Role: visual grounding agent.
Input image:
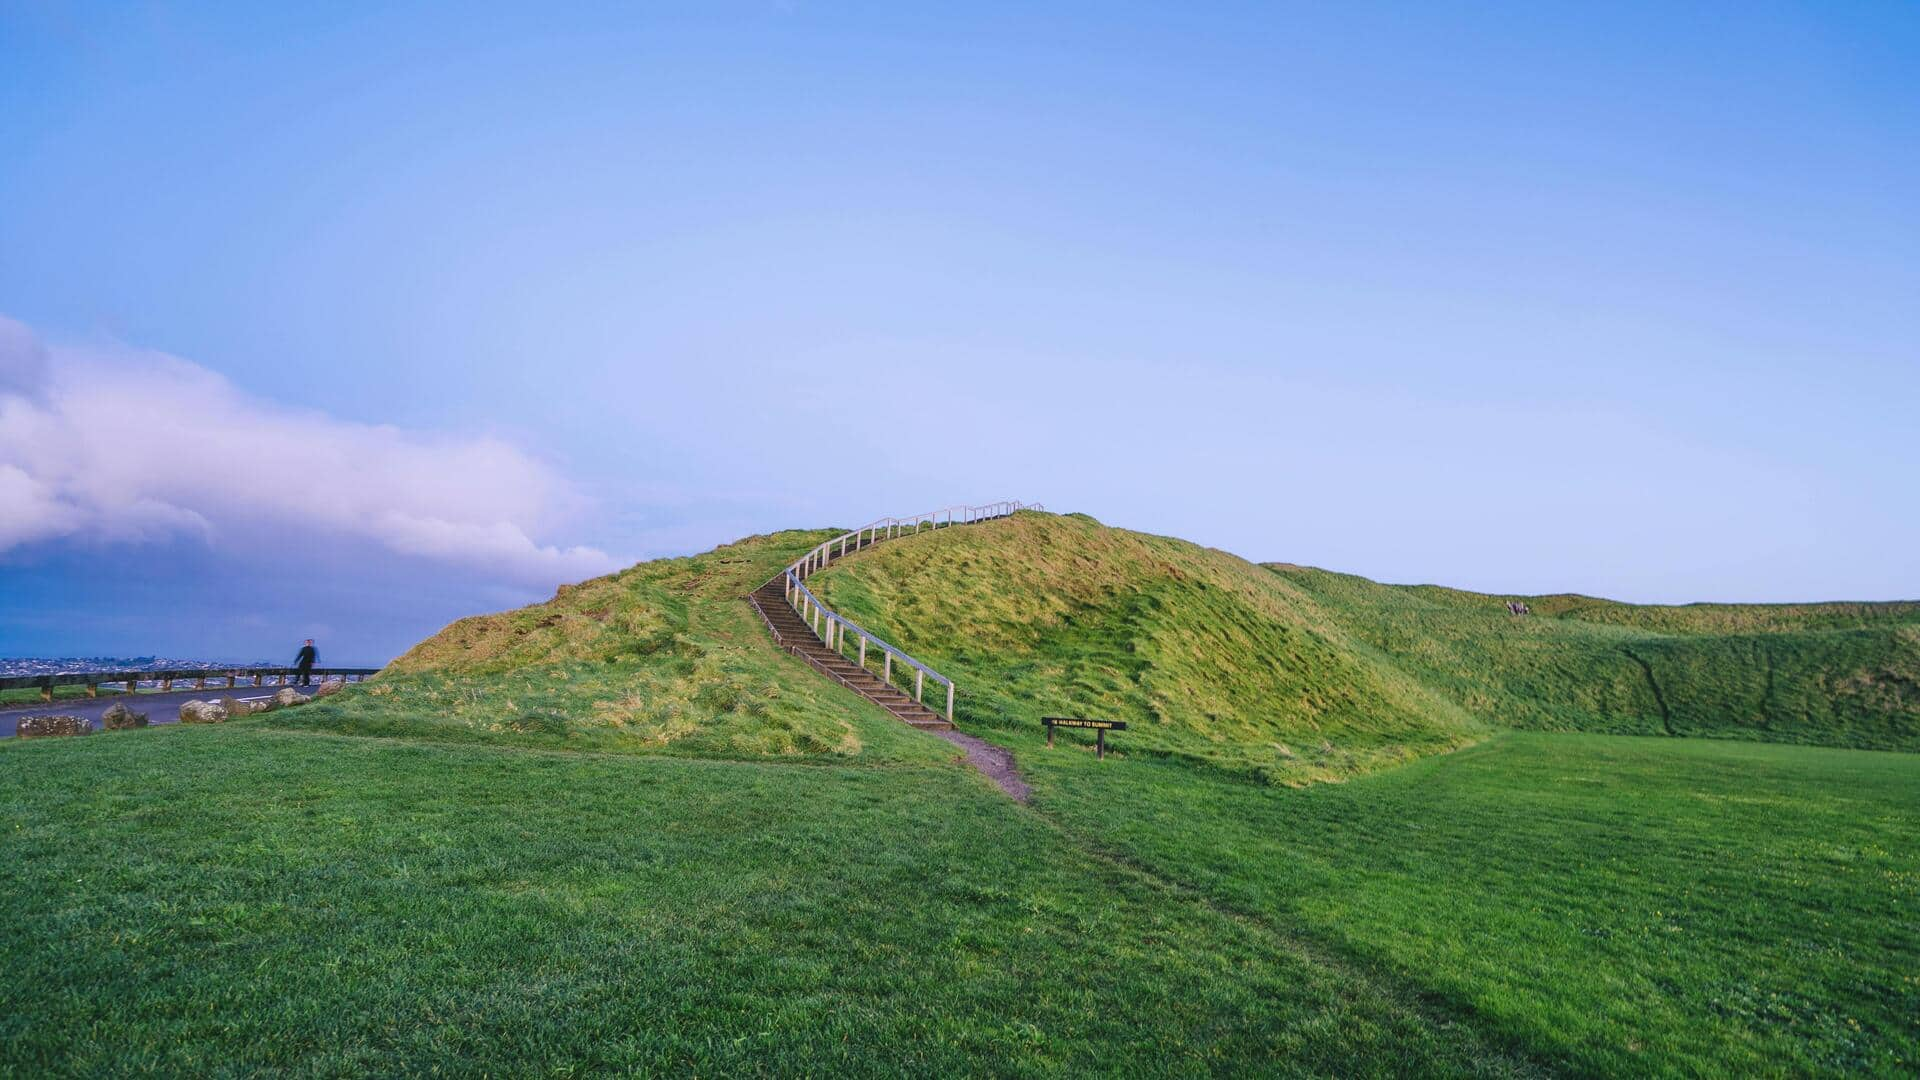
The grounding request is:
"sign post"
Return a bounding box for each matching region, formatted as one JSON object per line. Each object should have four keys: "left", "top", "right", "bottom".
{"left": 1041, "top": 716, "right": 1128, "bottom": 759}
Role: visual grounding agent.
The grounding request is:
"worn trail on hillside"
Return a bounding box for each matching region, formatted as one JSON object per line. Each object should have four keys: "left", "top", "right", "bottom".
{"left": 931, "top": 728, "right": 1030, "bottom": 801}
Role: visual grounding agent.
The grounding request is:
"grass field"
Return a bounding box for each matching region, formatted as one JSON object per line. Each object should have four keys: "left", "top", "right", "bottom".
{"left": 4, "top": 722, "right": 1911, "bottom": 1075}
{"left": 0, "top": 722, "right": 1528, "bottom": 1076}
{"left": 1021, "top": 731, "right": 1920, "bottom": 1076}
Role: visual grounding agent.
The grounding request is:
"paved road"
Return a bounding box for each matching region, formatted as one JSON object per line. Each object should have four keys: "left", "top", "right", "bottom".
{"left": 0, "top": 684, "right": 320, "bottom": 737}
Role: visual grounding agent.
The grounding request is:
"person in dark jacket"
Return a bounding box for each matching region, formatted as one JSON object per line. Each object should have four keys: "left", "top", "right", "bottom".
{"left": 294, "top": 639, "right": 317, "bottom": 686}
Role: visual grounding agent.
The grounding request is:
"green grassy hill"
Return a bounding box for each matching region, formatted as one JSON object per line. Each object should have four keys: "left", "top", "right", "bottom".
{"left": 296, "top": 527, "right": 951, "bottom": 765}
{"left": 808, "top": 512, "right": 1919, "bottom": 777}
{"left": 1270, "top": 564, "right": 1920, "bottom": 751}
{"left": 808, "top": 512, "right": 1489, "bottom": 784}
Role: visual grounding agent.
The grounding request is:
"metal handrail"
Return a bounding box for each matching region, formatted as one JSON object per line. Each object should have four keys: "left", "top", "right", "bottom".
{"left": 787, "top": 574, "right": 948, "bottom": 687}
{"left": 774, "top": 499, "right": 1041, "bottom": 722}
{"left": 0, "top": 667, "right": 382, "bottom": 704}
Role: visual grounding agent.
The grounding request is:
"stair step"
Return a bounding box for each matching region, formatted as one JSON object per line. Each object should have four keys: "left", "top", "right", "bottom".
{"left": 751, "top": 581, "right": 956, "bottom": 735}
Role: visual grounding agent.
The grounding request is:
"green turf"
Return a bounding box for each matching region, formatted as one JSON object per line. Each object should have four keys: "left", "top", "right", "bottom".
{"left": 807, "top": 513, "right": 1918, "bottom": 780}
{"left": 293, "top": 526, "right": 952, "bottom": 764}
{"left": 1269, "top": 565, "right": 1920, "bottom": 751}
{"left": 1019, "top": 730, "right": 1920, "bottom": 1077}
{"left": 809, "top": 512, "right": 1488, "bottom": 784}
{"left": 0, "top": 722, "right": 1530, "bottom": 1077}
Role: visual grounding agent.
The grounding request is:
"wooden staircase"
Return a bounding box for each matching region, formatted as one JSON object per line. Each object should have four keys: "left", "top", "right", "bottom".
{"left": 750, "top": 579, "right": 956, "bottom": 731}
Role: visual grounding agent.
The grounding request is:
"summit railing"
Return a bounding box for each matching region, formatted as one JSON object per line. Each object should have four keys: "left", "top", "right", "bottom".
{"left": 776, "top": 500, "right": 1040, "bottom": 722}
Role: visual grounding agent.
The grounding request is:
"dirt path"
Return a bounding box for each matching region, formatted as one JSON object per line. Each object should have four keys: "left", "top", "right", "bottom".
{"left": 934, "top": 729, "right": 1030, "bottom": 802}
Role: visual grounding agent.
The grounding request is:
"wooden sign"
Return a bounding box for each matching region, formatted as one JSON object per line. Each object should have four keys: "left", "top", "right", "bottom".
{"left": 1042, "top": 716, "right": 1128, "bottom": 757}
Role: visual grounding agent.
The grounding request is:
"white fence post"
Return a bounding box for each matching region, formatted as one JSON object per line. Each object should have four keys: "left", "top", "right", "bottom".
{"left": 946, "top": 682, "right": 954, "bottom": 722}
{"left": 915, "top": 669, "right": 924, "bottom": 703}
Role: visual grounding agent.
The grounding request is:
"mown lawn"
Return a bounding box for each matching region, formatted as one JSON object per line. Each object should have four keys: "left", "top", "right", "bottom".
{"left": 7, "top": 710, "right": 1913, "bottom": 1075}
{"left": 0, "top": 721, "right": 1527, "bottom": 1077}
{"left": 1023, "top": 730, "right": 1920, "bottom": 1077}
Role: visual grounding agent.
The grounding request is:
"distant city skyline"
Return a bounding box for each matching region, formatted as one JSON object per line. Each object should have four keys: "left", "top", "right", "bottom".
{"left": 3, "top": 2, "right": 1916, "bottom": 662}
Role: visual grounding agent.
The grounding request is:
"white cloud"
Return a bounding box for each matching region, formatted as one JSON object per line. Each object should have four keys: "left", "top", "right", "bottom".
{"left": 0, "top": 315, "right": 621, "bottom": 584}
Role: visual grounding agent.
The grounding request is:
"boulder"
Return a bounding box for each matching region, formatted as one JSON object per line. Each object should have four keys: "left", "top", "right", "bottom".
{"left": 217, "top": 696, "right": 258, "bottom": 718}
{"left": 273, "top": 688, "right": 312, "bottom": 708}
{"left": 16, "top": 714, "right": 90, "bottom": 738}
{"left": 100, "top": 702, "right": 149, "bottom": 730}
{"left": 178, "top": 700, "right": 229, "bottom": 724}
{"left": 314, "top": 679, "right": 345, "bottom": 698}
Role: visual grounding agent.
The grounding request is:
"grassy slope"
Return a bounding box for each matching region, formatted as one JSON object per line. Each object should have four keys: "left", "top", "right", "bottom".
{"left": 309, "top": 527, "right": 949, "bottom": 765}
{"left": 810, "top": 512, "right": 1488, "bottom": 784}
{"left": 1021, "top": 731, "right": 1919, "bottom": 1077}
{"left": 1269, "top": 565, "right": 1920, "bottom": 751}
{"left": 804, "top": 511, "right": 1915, "bottom": 767}
{"left": 0, "top": 722, "right": 1529, "bottom": 1077}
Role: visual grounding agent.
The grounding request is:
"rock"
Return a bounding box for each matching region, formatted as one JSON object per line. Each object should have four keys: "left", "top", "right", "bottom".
{"left": 178, "top": 700, "right": 229, "bottom": 724}
{"left": 217, "top": 696, "right": 258, "bottom": 718}
{"left": 314, "top": 679, "right": 345, "bottom": 698}
{"left": 16, "top": 714, "right": 90, "bottom": 737}
{"left": 100, "top": 702, "right": 149, "bottom": 730}
{"left": 273, "top": 688, "right": 312, "bottom": 708}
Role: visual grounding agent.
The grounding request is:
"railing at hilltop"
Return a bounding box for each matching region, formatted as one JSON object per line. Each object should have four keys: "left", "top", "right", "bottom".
{"left": 776, "top": 500, "right": 1041, "bottom": 722}
{"left": 0, "top": 667, "right": 382, "bottom": 704}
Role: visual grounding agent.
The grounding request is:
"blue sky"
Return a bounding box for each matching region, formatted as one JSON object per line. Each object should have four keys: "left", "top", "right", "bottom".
{"left": 3, "top": 2, "right": 1916, "bottom": 664}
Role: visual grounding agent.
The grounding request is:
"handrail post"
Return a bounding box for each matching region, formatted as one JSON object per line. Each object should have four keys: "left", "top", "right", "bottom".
{"left": 946, "top": 682, "right": 954, "bottom": 723}
{"left": 859, "top": 635, "right": 867, "bottom": 668}
{"left": 884, "top": 652, "right": 892, "bottom": 684}
{"left": 915, "top": 669, "right": 924, "bottom": 703}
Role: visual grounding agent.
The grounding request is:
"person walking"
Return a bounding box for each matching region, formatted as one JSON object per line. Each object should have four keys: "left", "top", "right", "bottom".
{"left": 293, "top": 639, "right": 317, "bottom": 686}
